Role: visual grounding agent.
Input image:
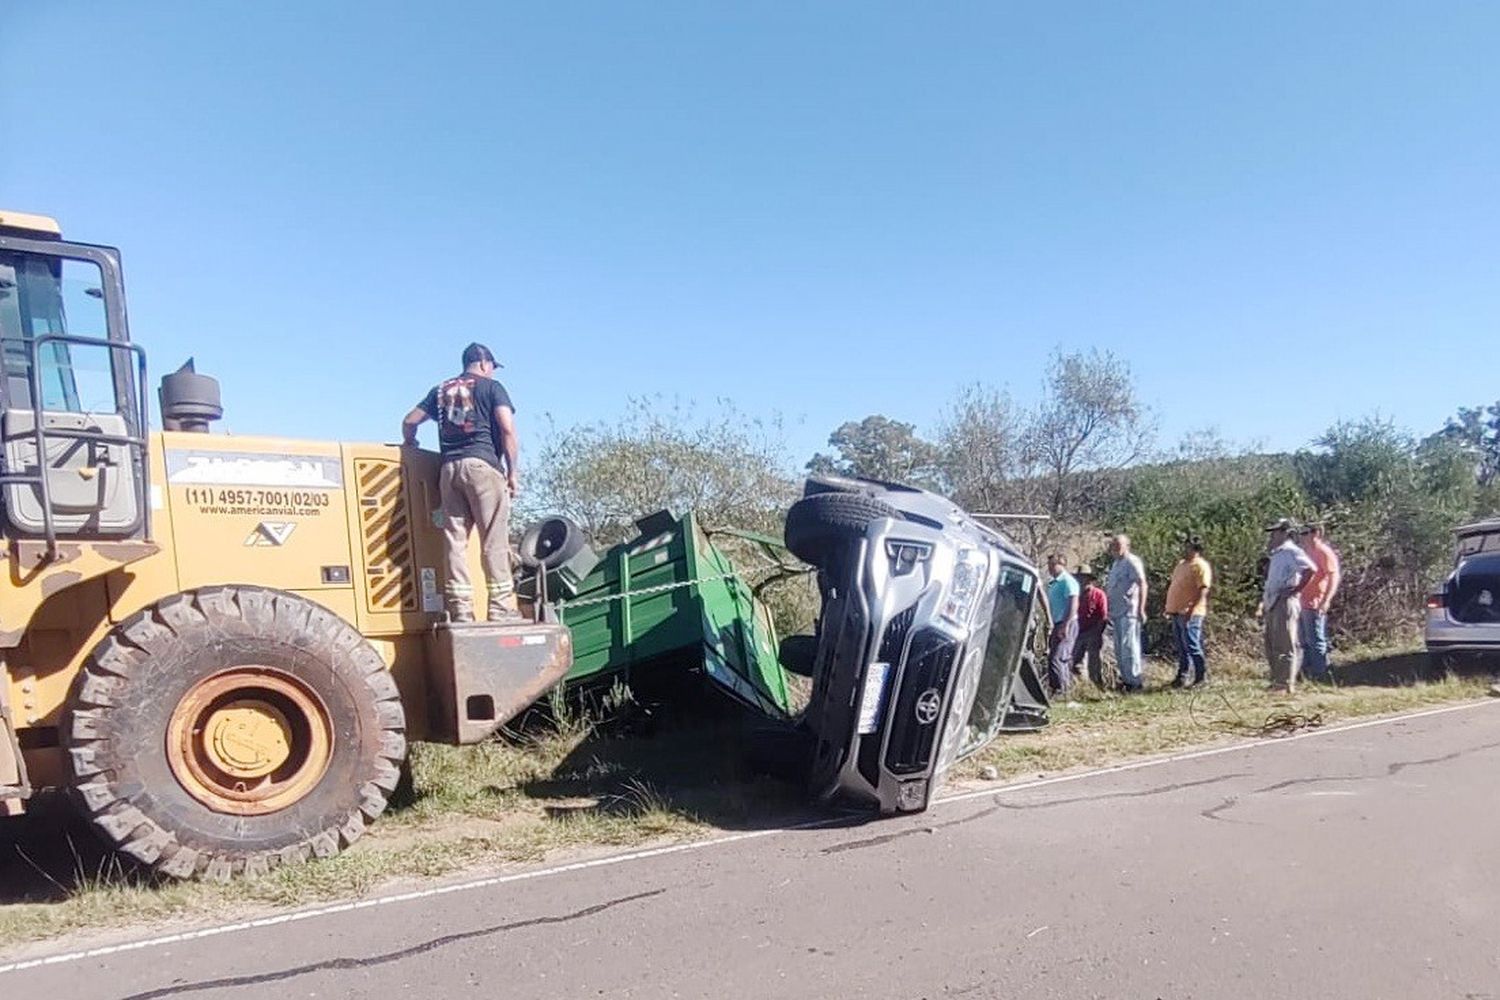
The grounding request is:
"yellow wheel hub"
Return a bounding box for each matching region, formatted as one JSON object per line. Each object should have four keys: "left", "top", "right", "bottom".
{"left": 203, "top": 700, "right": 294, "bottom": 779}
{"left": 166, "top": 668, "right": 334, "bottom": 816}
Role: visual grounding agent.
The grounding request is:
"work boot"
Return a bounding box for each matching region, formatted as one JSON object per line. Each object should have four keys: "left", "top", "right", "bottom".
{"left": 446, "top": 601, "right": 475, "bottom": 624}
{"left": 487, "top": 604, "right": 527, "bottom": 624}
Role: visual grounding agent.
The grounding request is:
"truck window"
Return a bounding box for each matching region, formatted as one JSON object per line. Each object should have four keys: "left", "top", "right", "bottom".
{"left": 961, "top": 562, "right": 1037, "bottom": 753}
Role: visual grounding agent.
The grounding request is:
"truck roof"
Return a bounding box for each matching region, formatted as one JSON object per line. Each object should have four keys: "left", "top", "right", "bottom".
{"left": 1456, "top": 518, "right": 1500, "bottom": 537}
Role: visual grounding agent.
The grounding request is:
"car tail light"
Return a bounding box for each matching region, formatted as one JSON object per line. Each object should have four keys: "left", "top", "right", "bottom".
{"left": 1426, "top": 592, "right": 1447, "bottom": 609}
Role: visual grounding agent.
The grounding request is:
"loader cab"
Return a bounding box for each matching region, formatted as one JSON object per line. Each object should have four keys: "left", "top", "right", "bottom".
{"left": 0, "top": 212, "right": 149, "bottom": 557}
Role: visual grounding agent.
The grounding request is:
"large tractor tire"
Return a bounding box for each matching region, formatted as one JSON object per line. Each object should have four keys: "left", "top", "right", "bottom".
{"left": 784, "top": 491, "right": 900, "bottom": 567}
{"left": 64, "top": 586, "right": 407, "bottom": 880}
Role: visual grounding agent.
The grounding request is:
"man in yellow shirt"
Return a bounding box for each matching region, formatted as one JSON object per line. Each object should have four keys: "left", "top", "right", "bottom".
{"left": 1165, "top": 536, "right": 1213, "bottom": 688}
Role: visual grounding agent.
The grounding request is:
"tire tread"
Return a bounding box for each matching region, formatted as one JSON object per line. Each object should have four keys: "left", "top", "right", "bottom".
{"left": 64, "top": 585, "right": 407, "bottom": 880}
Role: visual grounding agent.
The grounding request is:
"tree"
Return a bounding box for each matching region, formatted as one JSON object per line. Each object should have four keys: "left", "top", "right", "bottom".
{"left": 523, "top": 397, "right": 796, "bottom": 543}
{"left": 1292, "top": 417, "right": 1479, "bottom": 637}
{"left": 807, "top": 414, "right": 945, "bottom": 489}
{"left": 937, "top": 384, "right": 1028, "bottom": 512}
{"left": 1433, "top": 401, "right": 1500, "bottom": 488}
{"left": 1106, "top": 452, "right": 1309, "bottom": 624}
{"left": 524, "top": 398, "right": 819, "bottom": 636}
{"left": 1027, "top": 349, "right": 1154, "bottom": 525}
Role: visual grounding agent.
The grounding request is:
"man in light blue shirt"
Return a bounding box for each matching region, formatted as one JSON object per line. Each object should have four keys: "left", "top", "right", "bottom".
{"left": 1046, "top": 554, "right": 1080, "bottom": 696}
{"left": 1106, "top": 534, "right": 1148, "bottom": 692}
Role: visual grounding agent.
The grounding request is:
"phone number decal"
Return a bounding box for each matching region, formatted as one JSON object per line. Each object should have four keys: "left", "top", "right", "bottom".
{"left": 184, "top": 487, "right": 334, "bottom": 517}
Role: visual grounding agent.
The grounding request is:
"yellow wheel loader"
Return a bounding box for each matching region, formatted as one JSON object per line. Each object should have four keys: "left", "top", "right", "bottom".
{"left": 0, "top": 210, "right": 572, "bottom": 879}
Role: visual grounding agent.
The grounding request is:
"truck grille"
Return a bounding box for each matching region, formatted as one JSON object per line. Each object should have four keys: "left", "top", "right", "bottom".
{"left": 883, "top": 629, "right": 958, "bottom": 776}
{"left": 858, "top": 604, "right": 917, "bottom": 785}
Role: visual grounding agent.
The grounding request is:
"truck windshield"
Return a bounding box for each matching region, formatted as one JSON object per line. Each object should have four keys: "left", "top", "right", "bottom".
{"left": 961, "top": 561, "right": 1037, "bottom": 752}
{"left": 0, "top": 251, "right": 117, "bottom": 413}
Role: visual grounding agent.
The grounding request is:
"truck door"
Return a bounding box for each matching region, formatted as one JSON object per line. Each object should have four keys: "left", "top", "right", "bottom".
{"left": 0, "top": 236, "right": 148, "bottom": 550}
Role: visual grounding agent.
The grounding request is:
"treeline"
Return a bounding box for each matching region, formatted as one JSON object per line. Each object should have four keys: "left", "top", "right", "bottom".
{"left": 523, "top": 352, "right": 1500, "bottom": 645}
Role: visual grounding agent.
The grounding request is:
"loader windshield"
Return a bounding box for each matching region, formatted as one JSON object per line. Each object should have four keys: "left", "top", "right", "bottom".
{"left": 0, "top": 251, "right": 117, "bottom": 414}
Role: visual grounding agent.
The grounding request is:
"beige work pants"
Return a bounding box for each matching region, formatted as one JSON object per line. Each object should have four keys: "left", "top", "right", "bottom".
{"left": 439, "top": 457, "right": 515, "bottom": 621}
{"left": 1263, "top": 597, "right": 1301, "bottom": 690}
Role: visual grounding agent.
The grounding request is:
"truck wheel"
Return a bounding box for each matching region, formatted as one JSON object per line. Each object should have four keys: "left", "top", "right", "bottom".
{"left": 784, "top": 492, "right": 900, "bottom": 567}
{"left": 518, "top": 516, "right": 587, "bottom": 570}
{"left": 64, "top": 586, "right": 407, "bottom": 880}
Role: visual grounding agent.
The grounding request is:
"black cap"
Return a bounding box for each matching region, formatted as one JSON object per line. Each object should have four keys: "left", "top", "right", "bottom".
{"left": 461, "top": 342, "right": 501, "bottom": 368}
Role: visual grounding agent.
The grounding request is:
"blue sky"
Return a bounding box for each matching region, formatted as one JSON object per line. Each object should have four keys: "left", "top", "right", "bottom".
{"left": 4, "top": 3, "right": 1497, "bottom": 468}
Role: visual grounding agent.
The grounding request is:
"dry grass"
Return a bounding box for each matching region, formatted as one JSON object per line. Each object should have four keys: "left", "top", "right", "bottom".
{"left": 2, "top": 644, "right": 1489, "bottom": 954}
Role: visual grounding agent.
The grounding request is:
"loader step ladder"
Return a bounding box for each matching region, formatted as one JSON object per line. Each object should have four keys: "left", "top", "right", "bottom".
{"left": 0, "top": 332, "right": 150, "bottom": 562}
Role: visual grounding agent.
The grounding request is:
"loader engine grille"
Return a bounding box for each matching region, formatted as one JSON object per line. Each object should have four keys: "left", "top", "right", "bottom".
{"left": 355, "top": 458, "right": 417, "bottom": 613}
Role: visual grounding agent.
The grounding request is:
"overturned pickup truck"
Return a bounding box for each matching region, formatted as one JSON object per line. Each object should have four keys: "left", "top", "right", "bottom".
{"left": 516, "top": 486, "right": 1047, "bottom": 818}
{"left": 783, "top": 477, "right": 1049, "bottom": 815}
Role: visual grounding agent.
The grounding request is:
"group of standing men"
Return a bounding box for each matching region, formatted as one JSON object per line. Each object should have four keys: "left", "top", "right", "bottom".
{"left": 1044, "top": 520, "right": 1341, "bottom": 697}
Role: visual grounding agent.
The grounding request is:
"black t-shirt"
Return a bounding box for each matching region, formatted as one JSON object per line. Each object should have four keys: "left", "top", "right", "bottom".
{"left": 418, "top": 373, "right": 515, "bottom": 469}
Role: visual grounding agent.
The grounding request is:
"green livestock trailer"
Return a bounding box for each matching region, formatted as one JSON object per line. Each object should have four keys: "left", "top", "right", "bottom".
{"left": 521, "top": 510, "right": 793, "bottom": 719}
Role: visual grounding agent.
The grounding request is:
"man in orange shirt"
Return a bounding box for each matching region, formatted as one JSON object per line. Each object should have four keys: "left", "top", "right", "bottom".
{"left": 1165, "top": 536, "right": 1213, "bottom": 688}
{"left": 1297, "top": 523, "right": 1342, "bottom": 680}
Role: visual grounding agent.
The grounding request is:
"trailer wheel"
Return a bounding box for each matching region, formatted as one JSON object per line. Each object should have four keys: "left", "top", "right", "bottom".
{"left": 784, "top": 492, "right": 900, "bottom": 567}
{"left": 64, "top": 586, "right": 406, "bottom": 880}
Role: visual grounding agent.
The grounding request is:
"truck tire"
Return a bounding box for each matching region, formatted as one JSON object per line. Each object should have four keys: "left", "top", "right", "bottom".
{"left": 801, "top": 475, "right": 865, "bottom": 498}
{"left": 518, "top": 516, "right": 587, "bottom": 570}
{"left": 784, "top": 492, "right": 899, "bottom": 567}
{"left": 64, "top": 586, "right": 407, "bottom": 880}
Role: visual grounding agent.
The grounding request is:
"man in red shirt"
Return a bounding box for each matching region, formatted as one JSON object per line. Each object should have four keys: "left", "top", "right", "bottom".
{"left": 1074, "top": 569, "right": 1111, "bottom": 688}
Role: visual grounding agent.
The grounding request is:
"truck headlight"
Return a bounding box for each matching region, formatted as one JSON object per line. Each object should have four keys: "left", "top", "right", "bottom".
{"left": 941, "top": 548, "right": 987, "bottom": 626}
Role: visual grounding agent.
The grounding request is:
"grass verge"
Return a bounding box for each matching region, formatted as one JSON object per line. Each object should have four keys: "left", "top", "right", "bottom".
{"left": 1, "top": 645, "right": 1490, "bottom": 953}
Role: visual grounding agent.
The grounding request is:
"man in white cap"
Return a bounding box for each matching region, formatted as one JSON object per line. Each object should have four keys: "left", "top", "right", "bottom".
{"left": 1257, "top": 518, "right": 1316, "bottom": 693}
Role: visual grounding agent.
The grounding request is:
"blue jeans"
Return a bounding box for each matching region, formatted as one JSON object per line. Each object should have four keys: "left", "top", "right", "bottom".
{"left": 1112, "top": 614, "right": 1142, "bottom": 689}
{"left": 1172, "top": 614, "right": 1206, "bottom": 683}
{"left": 1300, "top": 609, "right": 1330, "bottom": 677}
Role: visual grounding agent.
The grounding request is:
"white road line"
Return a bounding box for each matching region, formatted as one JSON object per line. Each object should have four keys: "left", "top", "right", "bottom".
{"left": 2, "top": 697, "right": 1494, "bottom": 977}
{"left": 935, "top": 697, "right": 1497, "bottom": 806}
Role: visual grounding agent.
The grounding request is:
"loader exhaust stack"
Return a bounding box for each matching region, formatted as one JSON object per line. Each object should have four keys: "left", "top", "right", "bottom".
{"left": 159, "top": 357, "right": 223, "bottom": 433}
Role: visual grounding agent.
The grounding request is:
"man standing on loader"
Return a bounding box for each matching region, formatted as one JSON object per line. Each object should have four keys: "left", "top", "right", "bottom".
{"left": 403, "top": 342, "right": 522, "bottom": 622}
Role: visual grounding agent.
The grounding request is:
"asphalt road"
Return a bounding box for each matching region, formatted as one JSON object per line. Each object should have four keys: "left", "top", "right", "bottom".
{"left": 6, "top": 701, "right": 1500, "bottom": 999}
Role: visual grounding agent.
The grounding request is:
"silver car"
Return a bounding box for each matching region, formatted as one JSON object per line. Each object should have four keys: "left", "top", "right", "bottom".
{"left": 1425, "top": 519, "right": 1500, "bottom": 666}
{"left": 784, "top": 477, "right": 1047, "bottom": 815}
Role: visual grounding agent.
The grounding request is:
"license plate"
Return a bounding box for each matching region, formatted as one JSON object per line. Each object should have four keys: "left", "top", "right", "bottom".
{"left": 857, "top": 662, "right": 891, "bottom": 735}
